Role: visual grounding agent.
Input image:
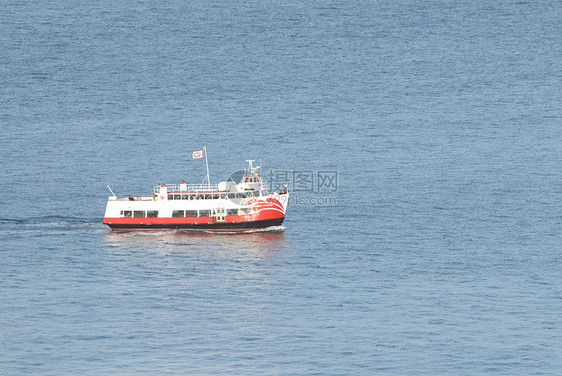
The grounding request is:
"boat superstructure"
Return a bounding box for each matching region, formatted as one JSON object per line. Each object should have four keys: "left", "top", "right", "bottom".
{"left": 103, "top": 150, "right": 288, "bottom": 231}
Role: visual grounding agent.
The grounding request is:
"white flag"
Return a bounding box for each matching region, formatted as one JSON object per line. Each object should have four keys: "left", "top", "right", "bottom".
{"left": 192, "top": 150, "right": 204, "bottom": 159}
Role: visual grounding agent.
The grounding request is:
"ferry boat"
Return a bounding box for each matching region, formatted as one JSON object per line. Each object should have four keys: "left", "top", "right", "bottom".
{"left": 103, "top": 146, "right": 288, "bottom": 232}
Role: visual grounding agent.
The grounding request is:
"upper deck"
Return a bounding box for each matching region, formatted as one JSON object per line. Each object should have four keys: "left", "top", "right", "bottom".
{"left": 153, "top": 183, "right": 223, "bottom": 194}
{"left": 107, "top": 159, "right": 279, "bottom": 203}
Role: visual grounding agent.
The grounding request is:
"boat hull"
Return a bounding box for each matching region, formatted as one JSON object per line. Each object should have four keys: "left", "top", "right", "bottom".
{"left": 105, "top": 217, "right": 284, "bottom": 232}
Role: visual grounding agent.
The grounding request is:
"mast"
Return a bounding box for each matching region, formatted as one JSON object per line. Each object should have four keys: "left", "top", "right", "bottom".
{"left": 246, "top": 160, "right": 255, "bottom": 175}
{"left": 204, "top": 144, "right": 211, "bottom": 189}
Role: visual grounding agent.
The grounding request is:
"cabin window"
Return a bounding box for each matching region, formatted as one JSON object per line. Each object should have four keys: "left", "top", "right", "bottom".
{"left": 185, "top": 210, "right": 197, "bottom": 217}
{"left": 120, "top": 210, "right": 132, "bottom": 218}
{"left": 147, "top": 210, "right": 159, "bottom": 218}
{"left": 181, "top": 194, "right": 188, "bottom": 200}
{"left": 213, "top": 194, "right": 219, "bottom": 199}
{"left": 172, "top": 210, "right": 184, "bottom": 217}
{"left": 198, "top": 210, "right": 211, "bottom": 217}
{"left": 133, "top": 211, "right": 145, "bottom": 218}
{"left": 238, "top": 208, "right": 251, "bottom": 215}
{"left": 227, "top": 209, "right": 237, "bottom": 216}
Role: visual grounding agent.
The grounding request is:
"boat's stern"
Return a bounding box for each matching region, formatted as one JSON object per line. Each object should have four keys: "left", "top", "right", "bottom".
{"left": 102, "top": 196, "right": 119, "bottom": 226}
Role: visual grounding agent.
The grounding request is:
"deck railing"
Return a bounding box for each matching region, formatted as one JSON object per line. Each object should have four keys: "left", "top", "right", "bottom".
{"left": 112, "top": 196, "right": 154, "bottom": 201}
{"left": 153, "top": 184, "right": 221, "bottom": 194}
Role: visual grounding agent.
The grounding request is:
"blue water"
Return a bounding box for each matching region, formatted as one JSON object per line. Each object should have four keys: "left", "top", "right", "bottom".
{"left": 1, "top": 1, "right": 561, "bottom": 374}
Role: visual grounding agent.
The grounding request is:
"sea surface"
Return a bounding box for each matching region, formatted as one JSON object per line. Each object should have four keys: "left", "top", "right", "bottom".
{"left": 1, "top": 1, "right": 561, "bottom": 375}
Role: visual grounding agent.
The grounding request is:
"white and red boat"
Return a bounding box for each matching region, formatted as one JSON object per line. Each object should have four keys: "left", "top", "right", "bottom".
{"left": 103, "top": 147, "right": 288, "bottom": 232}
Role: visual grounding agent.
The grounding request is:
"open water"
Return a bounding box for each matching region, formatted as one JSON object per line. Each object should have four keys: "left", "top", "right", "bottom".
{"left": 1, "top": 1, "right": 561, "bottom": 375}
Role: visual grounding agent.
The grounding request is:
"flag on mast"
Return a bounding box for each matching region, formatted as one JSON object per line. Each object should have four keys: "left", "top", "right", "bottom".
{"left": 192, "top": 150, "right": 204, "bottom": 159}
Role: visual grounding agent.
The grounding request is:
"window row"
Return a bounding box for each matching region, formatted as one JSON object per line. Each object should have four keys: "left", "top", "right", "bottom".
{"left": 120, "top": 210, "right": 159, "bottom": 218}
{"left": 167, "top": 191, "right": 259, "bottom": 200}
{"left": 172, "top": 210, "right": 201, "bottom": 217}
{"left": 172, "top": 208, "right": 251, "bottom": 217}
{"left": 119, "top": 208, "right": 252, "bottom": 218}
